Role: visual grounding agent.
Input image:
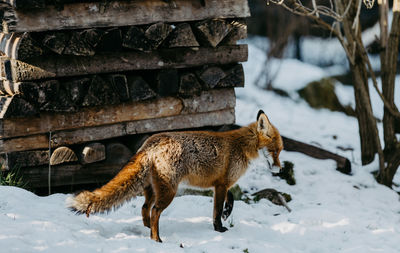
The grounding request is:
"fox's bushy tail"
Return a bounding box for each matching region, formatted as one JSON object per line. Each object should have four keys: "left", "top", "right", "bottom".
{"left": 67, "top": 152, "right": 149, "bottom": 216}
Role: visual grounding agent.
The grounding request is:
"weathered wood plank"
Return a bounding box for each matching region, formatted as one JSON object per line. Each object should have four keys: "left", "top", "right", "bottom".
{"left": 2, "top": 45, "right": 248, "bottom": 82}
{"left": 125, "top": 108, "right": 235, "bottom": 135}
{"left": 0, "top": 89, "right": 235, "bottom": 138}
{"left": 0, "top": 108, "right": 235, "bottom": 153}
{"left": 1, "top": 0, "right": 250, "bottom": 33}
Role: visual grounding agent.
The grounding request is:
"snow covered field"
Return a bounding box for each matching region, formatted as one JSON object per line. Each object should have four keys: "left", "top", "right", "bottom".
{"left": 1, "top": 37, "right": 400, "bottom": 253}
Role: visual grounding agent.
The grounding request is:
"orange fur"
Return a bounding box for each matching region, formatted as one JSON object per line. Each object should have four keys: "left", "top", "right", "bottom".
{"left": 67, "top": 110, "right": 283, "bottom": 242}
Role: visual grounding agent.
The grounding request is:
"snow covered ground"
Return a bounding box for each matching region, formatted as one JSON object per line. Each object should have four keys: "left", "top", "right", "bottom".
{"left": 1, "top": 37, "right": 400, "bottom": 253}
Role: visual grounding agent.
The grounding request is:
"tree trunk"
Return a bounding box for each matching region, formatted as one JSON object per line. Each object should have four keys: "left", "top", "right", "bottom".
{"left": 337, "top": 0, "right": 382, "bottom": 166}
{"left": 377, "top": 6, "right": 400, "bottom": 186}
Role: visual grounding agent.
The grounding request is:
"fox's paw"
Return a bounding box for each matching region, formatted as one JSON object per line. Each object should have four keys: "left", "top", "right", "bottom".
{"left": 214, "top": 223, "right": 228, "bottom": 233}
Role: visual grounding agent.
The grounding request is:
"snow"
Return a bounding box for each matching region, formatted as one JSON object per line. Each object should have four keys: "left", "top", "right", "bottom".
{"left": 1, "top": 37, "right": 400, "bottom": 252}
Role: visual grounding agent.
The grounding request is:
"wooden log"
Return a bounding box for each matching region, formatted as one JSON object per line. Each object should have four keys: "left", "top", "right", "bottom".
{"left": 0, "top": 150, "right": 49, "bottom": 170}
{"left": 104, "top": 142, "right": 133, "bottom": 166}
{"left": 82, "top": 75, "right": 120, "bottom": 107}
{"left": 145, "top": 23, "right": 173, "bottom": 49}
{"left": 95, "top": 27, "right": 122, "bottom": 52}
{"left": 0, "top": 80, "right": 22, "bottom": 95}
{"left": 63, "top": 29, "right": 103, "bottom": 56}
{"left": 42, "top": 32, "right": 70, "bottom": 55}
{"left": 64, "top": 77, "right": 90, "bottom": 105}
{"left": 122, "top": 26, "right": 151, "bottom": 52}
{"left": 179, "top": 72, "right": 202, "bottom": 97}
{"left": 125, "top": 108, "right": 235, "bottom": 134}
{"left": 0, "top": 95, "right": 37, "bottom": 118}
{"left": 40, "top": 87, "right": 76, "bottom": 113}
{"left": 282, "top": 136, "right": 351, "bottom": 174}
{"left": 0, "top": 88, "right": 235, "bottom": 139}
{"left": 80, "top": 142, "right": 106, "bottom": 164}
{"left": 18, "top": 80, "right": 60, "bottom": 106}
{"left": 155, "top": 69, "right": 179, "bottom": 96}
{"left": 180, "top": 88, "right": 236, "bottom": 114}
{"left": 221, "top": 19, "right": 247, "bottom": 45}
{"left": 217, "top": 64, "right": 245, "bottom": 88}
{"left": 1, "top": 45, "right": 248, "bottom": 82}
{"left": 21, "top": 142, "right": 133, "bottom": 188}
{"left": 0, "top": 32, "right": 43, "bottom": 60}
{"left": 127, "top": 75, "right": 157, "bottom": 102}
{"left": 1, "top": 0, "right": 250, "bottom": 33}
{"left": 107, "top": 74, "right": 129, "bottom": 102}
{"left": 193, "top": 19, "right": 233, "bottom": 47}
{"left": 50, "top": 146, "right": 78, "bottom": 165}
{"left": 166, "top": 23, "right": 200, "bottom": 48}
{"left": 0, "top": 0, "right": 45, "bottom": 9}
{"left": 199, "top": 66, "right": 226, "bottom": 89}
{"left": 0, "top": 108, "right": 235, "bottom": 153}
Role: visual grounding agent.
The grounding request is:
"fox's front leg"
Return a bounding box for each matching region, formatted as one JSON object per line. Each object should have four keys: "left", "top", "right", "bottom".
{"left": 213, "top": 185, "right": 228, "bottom": 232}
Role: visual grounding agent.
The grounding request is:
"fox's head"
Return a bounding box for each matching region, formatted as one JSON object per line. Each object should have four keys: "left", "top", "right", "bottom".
{"left": 256, "top": 110, "right": 283, "bottom": 169}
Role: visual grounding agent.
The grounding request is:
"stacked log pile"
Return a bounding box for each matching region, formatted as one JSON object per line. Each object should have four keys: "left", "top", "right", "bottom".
{"left": 0, "top": 0, "right": 250, "bottom": 190}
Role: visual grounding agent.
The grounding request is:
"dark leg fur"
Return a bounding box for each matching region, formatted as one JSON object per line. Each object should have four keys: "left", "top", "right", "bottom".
{"left": 222, "top": 190, "right": 234, "bottom": 221}
{"left": 150, "top": 179, "right": 176, "bottom": 242}
{"left": 142, "top": 186, "right": 155, "bottom": 228}
{"left": 213, "top": 185, "right": 228, "bottom": 232}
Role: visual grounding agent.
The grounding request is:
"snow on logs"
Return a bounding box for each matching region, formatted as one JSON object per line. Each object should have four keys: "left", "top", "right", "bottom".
{"left": 0, "top": 0, "right": 250, "bottom": 189}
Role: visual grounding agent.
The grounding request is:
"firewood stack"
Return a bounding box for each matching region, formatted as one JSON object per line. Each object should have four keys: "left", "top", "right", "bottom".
{"left": 0, "top": 0, "right": 249, "bottom": 191}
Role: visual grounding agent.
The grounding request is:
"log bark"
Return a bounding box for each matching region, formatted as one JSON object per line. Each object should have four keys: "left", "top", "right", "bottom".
{"left": 0, "top": 108, "right": 235, "bottom": 153}
{"left": 1, "top": 0, "right": 250, "bottom": 33}
{"left": 282, "top": 136, "right": 351, "bottom": 174}
{"left": 0, "top": 89, "right": 235, "bottom": 138}
{"left": 1, "top": 45, "right": 248, "bottom": 82}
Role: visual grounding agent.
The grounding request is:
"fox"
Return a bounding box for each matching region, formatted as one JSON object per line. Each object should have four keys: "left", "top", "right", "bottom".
{"left": 67, "top": 110, "right": 283, "bottom": 242}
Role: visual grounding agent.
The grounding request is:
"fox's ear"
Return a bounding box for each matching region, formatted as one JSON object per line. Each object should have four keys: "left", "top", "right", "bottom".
{"left": 257, "top": 110, "right": 265, "bottom": 121}
{"left": 257, "top": 111, "right": 272, "bottom": 132}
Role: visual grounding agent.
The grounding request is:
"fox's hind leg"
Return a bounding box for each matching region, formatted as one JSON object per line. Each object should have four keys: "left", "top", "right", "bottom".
{"left": 142, "top": 185, "right": 155, "bottom": 228}
{"left": 213, "top": 185, "right": 228, "bottom": 232}
{"left": 150, "top": 177, "right": 176, "bottom": 242}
